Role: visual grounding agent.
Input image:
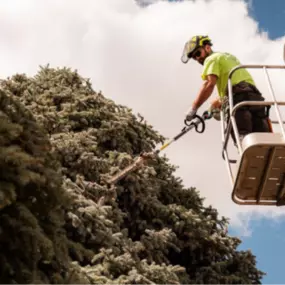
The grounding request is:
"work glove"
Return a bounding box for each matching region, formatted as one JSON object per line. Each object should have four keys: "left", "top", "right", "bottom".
{"left": 185, "top": 106, "right": 197, "bottom": 121}
{"left": 209, "top": 98, "right": 222, "bottom": 121}
{"left": 210, "top": 108, "right": 221, "bottom": 121}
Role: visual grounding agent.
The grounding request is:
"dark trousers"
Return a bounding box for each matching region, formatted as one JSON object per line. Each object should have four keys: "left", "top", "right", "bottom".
{"left": 223, "top": 82, "right": 271, "bottom": 143}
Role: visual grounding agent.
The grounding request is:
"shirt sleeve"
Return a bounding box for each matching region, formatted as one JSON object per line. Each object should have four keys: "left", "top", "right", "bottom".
{"left": 201, "top": 57, "right": 220, "bottom": 80}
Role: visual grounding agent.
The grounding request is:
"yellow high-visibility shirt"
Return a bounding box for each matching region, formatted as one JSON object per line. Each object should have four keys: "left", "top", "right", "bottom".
{"left": 201, "top": 52, "right": 255, "bottom": 98}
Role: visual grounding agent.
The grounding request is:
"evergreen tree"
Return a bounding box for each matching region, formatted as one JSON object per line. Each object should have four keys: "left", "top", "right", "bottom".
{"left": 0, "top": 66, "right": 265, "bottom": 283}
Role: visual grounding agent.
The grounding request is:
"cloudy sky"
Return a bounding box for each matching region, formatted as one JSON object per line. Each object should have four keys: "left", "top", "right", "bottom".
{"left": 1, "top": 0, "right": 285, "bottom": 282}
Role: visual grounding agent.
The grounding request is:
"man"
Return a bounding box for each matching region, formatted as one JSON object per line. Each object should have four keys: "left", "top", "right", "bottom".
{"left": 181, "top": 35, "right": 271, "bottom": 143}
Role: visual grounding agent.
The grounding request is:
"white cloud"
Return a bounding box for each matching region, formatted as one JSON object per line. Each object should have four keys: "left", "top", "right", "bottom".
{"left": 0, "top": 0, "right": 285, "bottom": 235}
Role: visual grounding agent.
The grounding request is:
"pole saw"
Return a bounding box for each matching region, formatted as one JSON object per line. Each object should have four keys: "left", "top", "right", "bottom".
{"left": 107, "top": 110, "right": 213, "bottom": 185}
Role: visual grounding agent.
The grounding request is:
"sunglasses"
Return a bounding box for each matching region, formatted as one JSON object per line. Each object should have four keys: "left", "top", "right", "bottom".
{"left": 192, "top": 48, "right": 203, "bottom": 59}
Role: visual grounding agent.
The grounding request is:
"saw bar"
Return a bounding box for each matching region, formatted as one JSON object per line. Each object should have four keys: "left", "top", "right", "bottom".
{"left": 107, "top": 155, "right": 147, "bottom": 185}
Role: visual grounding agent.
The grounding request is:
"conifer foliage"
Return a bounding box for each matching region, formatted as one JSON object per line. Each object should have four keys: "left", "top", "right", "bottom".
{"left": 0, "top": 66, "right": 265, "bottom": 283}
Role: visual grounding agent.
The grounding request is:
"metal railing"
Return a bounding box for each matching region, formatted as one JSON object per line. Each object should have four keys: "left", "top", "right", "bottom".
{"left": 220, "top": 64, "right": 285, "bottom": 186}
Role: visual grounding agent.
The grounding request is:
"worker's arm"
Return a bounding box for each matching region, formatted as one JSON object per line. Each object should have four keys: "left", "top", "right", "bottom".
{"left": 185, "top": 74, "right": 218, "bottom": 121}
{"left": 192, "top": 74, "right": 217, "bottom": 110}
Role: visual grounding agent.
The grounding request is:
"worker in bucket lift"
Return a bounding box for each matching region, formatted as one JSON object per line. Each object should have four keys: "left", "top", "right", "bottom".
{"left": 181, "top": 35, "right": 271, "bottom": 144}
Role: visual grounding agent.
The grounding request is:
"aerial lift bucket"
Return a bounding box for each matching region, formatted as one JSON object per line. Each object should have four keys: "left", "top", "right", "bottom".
{"left": 221, "top": 62, "right": 285, "bottom": 206}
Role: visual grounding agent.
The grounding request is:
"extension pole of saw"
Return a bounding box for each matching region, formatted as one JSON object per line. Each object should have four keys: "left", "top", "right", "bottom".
{"left": 154, "top": 118, "right": 202, "bottom": 155}
{"left": 107, "top": 111, "right": 212, "bottom": 185}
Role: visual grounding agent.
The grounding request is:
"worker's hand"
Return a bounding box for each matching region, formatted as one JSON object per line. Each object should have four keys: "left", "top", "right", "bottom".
{"left": 210, "top": 108, "right": 221, "bottom": 121}
{"left": 209, "top": 98, "right": 222, "bottom": 121}
{"left": 185, "top": 106, "right": 197, "bottom": 121}
{"left": 210, "top": 97, "right": 222, "bottom": 110}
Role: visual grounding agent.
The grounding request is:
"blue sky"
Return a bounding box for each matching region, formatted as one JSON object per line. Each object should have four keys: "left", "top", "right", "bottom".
{"left": 246, "top": 0, "right": 285, "bottom": 39}
{"left": 0, "top": 0, "right": 284, "bottom": 283}
{"left": 228, "top": 1, "right": 285, "bottom": 283}
{"left": 230, "top": 218, "right": 285, "bottom": 283}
